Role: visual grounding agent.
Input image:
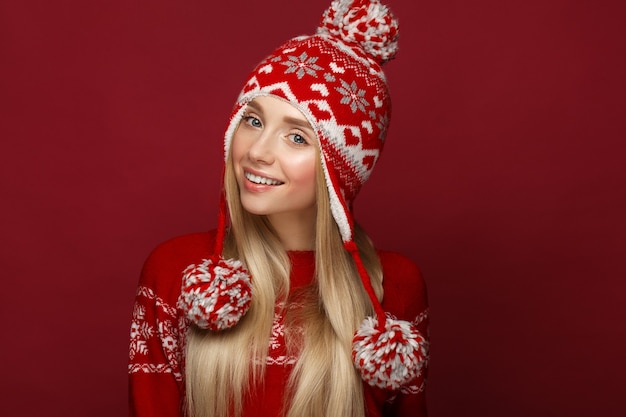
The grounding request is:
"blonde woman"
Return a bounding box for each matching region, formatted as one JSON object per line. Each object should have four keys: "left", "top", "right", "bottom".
{"left": 129, "top": 1, "right": 429, "bottom": 416}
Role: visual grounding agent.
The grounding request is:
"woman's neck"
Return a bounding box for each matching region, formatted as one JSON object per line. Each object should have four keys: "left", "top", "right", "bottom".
{"left": 267, "top": 210, "right": 316, "bottom": 251}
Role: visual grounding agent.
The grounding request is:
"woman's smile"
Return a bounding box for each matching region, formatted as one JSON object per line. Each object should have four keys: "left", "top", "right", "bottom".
{"left": 243, "top": 170, "right": 284, "bottom": 187}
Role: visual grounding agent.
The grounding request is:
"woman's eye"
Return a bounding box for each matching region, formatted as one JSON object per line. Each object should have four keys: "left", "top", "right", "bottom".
{"left": 290, "top": 133, "right": 307, "bottom": 145}
{"left": 243, "top": 116, "right": 262, "bottom": 128}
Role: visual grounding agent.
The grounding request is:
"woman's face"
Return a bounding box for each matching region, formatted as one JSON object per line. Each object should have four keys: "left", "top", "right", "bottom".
{"left": 231, "top": 96, "right": 318, "bottom": 227}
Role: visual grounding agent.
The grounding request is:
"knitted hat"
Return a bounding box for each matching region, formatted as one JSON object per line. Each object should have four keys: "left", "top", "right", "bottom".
{"left": 180, "top": 0, "right": 428, "bottom": 390}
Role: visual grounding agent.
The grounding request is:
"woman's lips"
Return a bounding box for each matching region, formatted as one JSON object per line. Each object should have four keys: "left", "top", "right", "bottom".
{"left": 244, "top": 171, "right": 284, "bottom": 186}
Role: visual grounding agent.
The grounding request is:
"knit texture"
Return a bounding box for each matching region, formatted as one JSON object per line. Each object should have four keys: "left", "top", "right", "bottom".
{"left": 179, "top": 257, "right": 252, "bottom": 331}
{"left": 353, "top": 316, "right": 429, "bottom": 390}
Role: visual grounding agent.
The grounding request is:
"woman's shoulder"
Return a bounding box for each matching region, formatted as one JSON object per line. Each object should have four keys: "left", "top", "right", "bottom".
{"left": 377, "top": 250, "right": 424, "bottom": 286}
{"left": 139, "top": 231, "right": 217, "bottom": 296}
{"left": 145, "top": 231, "right": 217, "bottom": 265}
{"left": 377, "top": 249, "right": 428, "bottom": 321}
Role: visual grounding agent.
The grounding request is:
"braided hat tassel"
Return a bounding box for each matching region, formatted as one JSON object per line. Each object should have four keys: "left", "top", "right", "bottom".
{"left": 345, "top": 241, "right": 429, "bottom": 390}
{"left": 178, "top": 170, "right": 253, "bottom": 332}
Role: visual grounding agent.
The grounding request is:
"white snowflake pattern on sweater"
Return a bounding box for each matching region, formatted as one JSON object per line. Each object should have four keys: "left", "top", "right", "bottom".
{"left": 128, "top": 286, "right": 185, "bottom": 381}
{"left": 129, "top": 288, "right": 303, "bottom": 377}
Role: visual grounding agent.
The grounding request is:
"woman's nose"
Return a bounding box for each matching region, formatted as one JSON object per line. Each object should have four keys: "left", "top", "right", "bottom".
{"left": 247, "top": 131, "right": 275, "bottom": 165}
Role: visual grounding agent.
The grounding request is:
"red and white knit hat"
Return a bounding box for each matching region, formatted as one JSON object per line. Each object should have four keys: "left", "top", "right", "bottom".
{"left": 180, "top": 0, "right": 428, "bottom": 390}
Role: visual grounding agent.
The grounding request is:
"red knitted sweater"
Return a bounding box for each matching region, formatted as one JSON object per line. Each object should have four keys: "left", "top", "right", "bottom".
{"left": 129, "top": 231, "right": 428, "bottom": 416}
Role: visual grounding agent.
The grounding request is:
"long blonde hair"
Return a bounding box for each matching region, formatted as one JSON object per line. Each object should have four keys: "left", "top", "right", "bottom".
{"left": 185, "top": 152, "right": 384, "bottom": 417}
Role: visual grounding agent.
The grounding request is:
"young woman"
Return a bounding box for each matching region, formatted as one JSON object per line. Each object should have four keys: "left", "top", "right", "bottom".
{"left": 129, "top": 1, "right": 429, "bottom": 416}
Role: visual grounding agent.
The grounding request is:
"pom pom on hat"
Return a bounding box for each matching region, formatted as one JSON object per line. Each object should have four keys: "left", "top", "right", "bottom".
{"left": 180, "top": 257, "right": 252, "bottom": 331}
{"left": 352, "top": 315, "right": 429, "bottom": 390}
{"left": 318, "top": 0, "right": 399, "bottom": 64}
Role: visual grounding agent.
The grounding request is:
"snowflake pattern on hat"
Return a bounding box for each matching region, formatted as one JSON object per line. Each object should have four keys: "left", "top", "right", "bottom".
{"left": 336, "top": 79, "right": 370, "bottom": 113}
{"left": 280, "top": 52, "right": 324, "bottom": 79}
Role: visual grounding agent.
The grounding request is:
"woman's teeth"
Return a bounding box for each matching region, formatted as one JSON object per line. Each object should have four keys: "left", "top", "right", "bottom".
{"left": 245, "top": 172, "right": 283, "bottom": 186}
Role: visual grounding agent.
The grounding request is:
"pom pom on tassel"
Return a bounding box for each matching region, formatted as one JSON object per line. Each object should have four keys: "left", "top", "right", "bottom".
{"left": 179, "top": 257, "right": 252, "bottom": 331}
{"left": 352, "top": 315, "right": 428, "bottom": 390}
{"left": 318, "top": 0, "right": 399, "bottom": 64}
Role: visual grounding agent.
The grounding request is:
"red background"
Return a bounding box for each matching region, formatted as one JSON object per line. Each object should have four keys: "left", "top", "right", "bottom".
{"left": 1, "top": 0, "right": 624, "bottom": 416}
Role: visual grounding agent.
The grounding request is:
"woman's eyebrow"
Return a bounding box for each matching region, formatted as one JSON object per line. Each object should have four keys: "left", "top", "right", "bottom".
{"left": 283, "top": 116, "right": 313, "bottom": 131}
{"left": 246, "top": 101, "right": 264, "bottom": 113}
{"left": 247, "top": 100, "right": 313, "bottom": 132}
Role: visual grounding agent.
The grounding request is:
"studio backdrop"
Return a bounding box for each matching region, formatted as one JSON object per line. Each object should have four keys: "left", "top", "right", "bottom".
{"left": 1, "top": 0, "right": 624, "bottom": 416}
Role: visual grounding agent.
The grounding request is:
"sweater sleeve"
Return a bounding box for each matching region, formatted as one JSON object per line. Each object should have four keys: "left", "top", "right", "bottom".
{"left": 376, "top": 251, "right": 430, "bottom": 417}
{"left": 128, "top": 239, "right": 194, "bottom": 417}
